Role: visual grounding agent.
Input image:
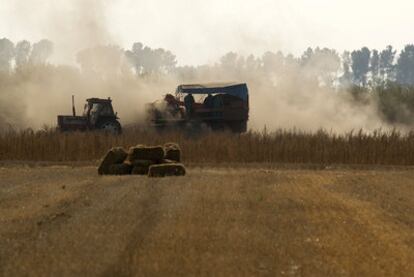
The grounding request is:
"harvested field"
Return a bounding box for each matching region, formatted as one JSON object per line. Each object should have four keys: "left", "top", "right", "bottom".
{"left": 1, "top": 164, "right": 414, "bottom": 276}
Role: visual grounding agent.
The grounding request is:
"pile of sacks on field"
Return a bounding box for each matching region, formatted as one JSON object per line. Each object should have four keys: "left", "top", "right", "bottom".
{"left": 98, "top": 143, "right": 185, "bottom": 177}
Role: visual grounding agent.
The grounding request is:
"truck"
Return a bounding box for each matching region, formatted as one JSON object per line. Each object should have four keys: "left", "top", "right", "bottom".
{"left": 57, "top": 96, "right": 122, "bottom": 134}
{"left": 146, "top": 82, "right": 249, "bottom": 133}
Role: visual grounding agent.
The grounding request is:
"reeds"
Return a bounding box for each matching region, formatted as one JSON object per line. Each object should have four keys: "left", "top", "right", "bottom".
{"left": 1, "top": 127, "right": 414, "bottom": 165}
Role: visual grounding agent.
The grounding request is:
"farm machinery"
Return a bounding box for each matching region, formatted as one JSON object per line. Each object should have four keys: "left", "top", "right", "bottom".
{"left": 57, "top": 82, "right": 249, "bottom": 134}
{"left": 146, "top": 83, "right": 249, "bottom": 133}
{"left": 57, "top": 96, "right": 122, "bottom": 134}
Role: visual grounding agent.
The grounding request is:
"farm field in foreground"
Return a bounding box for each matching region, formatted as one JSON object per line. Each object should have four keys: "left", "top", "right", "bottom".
{"left": 1, "top": 165, "right": 414, "bottom": 276}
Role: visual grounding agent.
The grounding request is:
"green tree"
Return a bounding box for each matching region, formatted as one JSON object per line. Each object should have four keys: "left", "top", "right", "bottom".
{"left": 396, "top": 44, "right": 414, "bottom": 85}
{"left": 246, "top": 54, "right": 260, "bottom": 72}
{"left": 370, "top": 49, "right": 380, "bottom": 85}
{"left": 300, "top": 47, "right": 314, "bottom": 66}
{"left": 125, "top": 42, "right": 177, "bottom": 76}
{"left": 339, "top": 51, "right": 353, "bottom": 87}
{"left": 220, "top": 52, "right": 239, "bottom": 69}
{"left": 15, "top": 40, "right": 31, "bottom": 68}
{"left": 376, "top": 84, "right": 414, "bottom": 124}
{"left": 351, "top": 47, "right": 371, "bottom": 87}
{"left": 300, "top": 47, "right": 341, "bottom": 86}
{"left": 0, "top": 38, "right": 15, "bottom": 71}
{"left": 29, "top": 39, "right": 53, "bottom": 64}
{"left": 379, "top": 45, "right": 396, "bottom": 82}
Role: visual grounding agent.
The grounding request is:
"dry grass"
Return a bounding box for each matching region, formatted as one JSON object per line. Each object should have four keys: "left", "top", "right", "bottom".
{"left": 1, "top": 127, "right": 414, "bottom": 165}
{"left": 2, "top": 166, "right": 414, "bottom": 275}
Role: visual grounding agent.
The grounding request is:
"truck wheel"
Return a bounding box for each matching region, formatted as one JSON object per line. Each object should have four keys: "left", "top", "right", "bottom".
{"left": 98, "top": 120, "right": 122, "bottom": 134}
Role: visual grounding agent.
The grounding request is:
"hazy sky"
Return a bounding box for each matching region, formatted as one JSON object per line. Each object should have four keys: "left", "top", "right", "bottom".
{"left": 1, "top": 0, "right": 413, "bottom": 65}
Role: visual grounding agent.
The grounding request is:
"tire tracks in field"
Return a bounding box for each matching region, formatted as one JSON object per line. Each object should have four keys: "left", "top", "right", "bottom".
{"left": 1, "top": 174, "right": 180, "bottom": 276}
{"left": 101, "top": 183, "right": 164, "bottom": 277}
{"left": 102, "top": 179, "right": 190, "bottom": 277}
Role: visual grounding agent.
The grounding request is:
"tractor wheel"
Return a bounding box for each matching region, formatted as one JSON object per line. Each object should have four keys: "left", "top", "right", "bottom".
{"left": 98, "top": 120, "right": 122, "bottom": 135}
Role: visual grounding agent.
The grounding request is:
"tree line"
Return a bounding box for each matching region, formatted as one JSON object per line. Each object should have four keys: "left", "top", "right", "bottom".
{"left": 0, "top": 38, "right": 53, "bottom": 70}
{"left": 2, "top": 37, "right": 414, "bottom": 127}
{"left": 2, "top": 37, "right": 414, "bottom": 88}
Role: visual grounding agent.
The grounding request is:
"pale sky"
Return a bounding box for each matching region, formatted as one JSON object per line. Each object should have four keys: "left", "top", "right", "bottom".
{"left": 1, "top": 0, "right": 413, "bottom": 65}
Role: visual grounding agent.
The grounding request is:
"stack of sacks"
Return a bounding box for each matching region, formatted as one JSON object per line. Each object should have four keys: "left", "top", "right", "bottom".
{"left": 97, "top": 143, "right": 186, "bottom": 177}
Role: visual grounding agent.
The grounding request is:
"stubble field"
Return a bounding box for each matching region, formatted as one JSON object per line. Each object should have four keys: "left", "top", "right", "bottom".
{"left": 1, "top": 164, "right": 414, "bottom": 276}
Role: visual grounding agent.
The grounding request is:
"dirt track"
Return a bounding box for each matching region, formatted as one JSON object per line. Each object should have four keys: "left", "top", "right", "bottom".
{"left": 1, "top": 165, "right": 414, "bottom": 276}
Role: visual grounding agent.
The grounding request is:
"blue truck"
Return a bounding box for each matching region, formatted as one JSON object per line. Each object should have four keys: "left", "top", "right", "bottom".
{"left": 146, "top": 82, "right": 249, "bottom": 133}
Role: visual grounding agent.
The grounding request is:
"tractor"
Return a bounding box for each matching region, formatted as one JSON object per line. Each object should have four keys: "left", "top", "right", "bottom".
{"left": 146, "top": 83, "right": 249, "bottom": 133}
{"left": 57, "top": 96, "right": 122, "bottom": 134}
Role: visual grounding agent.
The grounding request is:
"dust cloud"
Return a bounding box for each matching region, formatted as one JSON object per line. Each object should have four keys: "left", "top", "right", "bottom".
{"left": 0, "top": 0, "right": 168, "bottom": 129}
{"left": 0, "top": 1, "right": 395, "bottom": 132}
{"left": 10, "top": 0, "right": 114, "bottom": 64}
{"left": 172, "top": 55, "right": 391, "bottom": 132}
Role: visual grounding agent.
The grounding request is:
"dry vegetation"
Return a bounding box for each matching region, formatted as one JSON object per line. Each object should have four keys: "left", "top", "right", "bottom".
{"left": 1, "top": 127, "right": 414, "bottom": 165}
{"left": 2, "top": 166, "right": 414, "bottom": 276}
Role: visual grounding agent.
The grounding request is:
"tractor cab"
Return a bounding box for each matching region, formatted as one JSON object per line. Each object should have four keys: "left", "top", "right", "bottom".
{"left": 83, "top": 98, "right": 118, "bottom": 125}
{"left": 57, "top": 97, "right": 122, "bottom": 134}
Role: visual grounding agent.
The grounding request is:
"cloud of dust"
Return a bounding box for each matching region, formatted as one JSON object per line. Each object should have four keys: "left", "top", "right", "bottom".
{"left": 0, "top": 1, "right": 397, "bottom": 133}
{"left": 10, "top": 0, "right": 114, "bottom": 64}
{"left": 171, "top": 53, "right": 392, "bottom": 132}
{"left": 0, "top": 0, "right": 169, "bottom": 129}
{"left": 0, "top": 63, "right": 174, "bottom": 129}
